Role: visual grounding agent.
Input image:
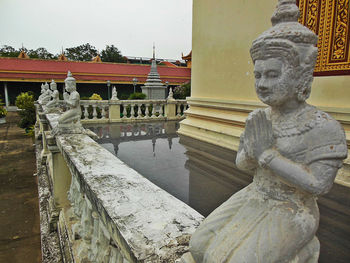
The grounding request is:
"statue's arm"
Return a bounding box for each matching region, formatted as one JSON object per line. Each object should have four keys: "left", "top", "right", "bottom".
{"left": 65, "top": 92, "right": 80, "bottom": 108}
{"left": 261, "top": 149, "right": 342, "bottom": 195}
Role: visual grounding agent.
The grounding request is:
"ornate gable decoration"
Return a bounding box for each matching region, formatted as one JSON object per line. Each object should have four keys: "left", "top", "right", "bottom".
{"left": 298, "top": 0, "right": 350, "bottom": 75}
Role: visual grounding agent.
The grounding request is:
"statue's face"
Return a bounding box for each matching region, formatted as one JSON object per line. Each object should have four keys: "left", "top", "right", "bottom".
{"left": 254, "top": 58, "right": 297, "bottom": 107}
{"left": 65, "top": 80, "right": 75, "bottom": 92}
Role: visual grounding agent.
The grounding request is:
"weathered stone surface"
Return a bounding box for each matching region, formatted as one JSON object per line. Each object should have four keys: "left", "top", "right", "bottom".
{"left": 45, "top": 115, "right": 203, "bottom": 262}
{"left": 52, "top": 71, "right": 83, "bottom": 136}
{"left": 43, "top": 80, "right": 60, "bottom": 114}
{"left": 38, "top": 82, "right": 52, "bottom": 105}
{"left": 182, "top": 0, "right": 348, "bottom": 262}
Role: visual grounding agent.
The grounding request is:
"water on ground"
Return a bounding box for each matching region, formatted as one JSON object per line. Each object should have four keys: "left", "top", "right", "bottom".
{"left": 86, "top": 120, "right": 350, "bottom": 263}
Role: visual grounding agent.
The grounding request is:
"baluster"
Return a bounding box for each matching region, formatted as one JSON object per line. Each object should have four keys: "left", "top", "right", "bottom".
{"left": 130, "top": 104, "right": 135, "bottom": 118}
{"left": 137, "top": 103, "right": 142, "bottom": 118}
{"left": 144, "top": 104, "right": 150, "bottom": 119}
{"left": 92, "top": 105, "right": 98, "bottom": 119}
{"left": 84, "top": 105, "right": 89, "bottom": 119}
{"left": 158, "top": 103, "right": 164, "bottom": 118}
{"left": 122, "top": 104, "right": 127, "bottom": 119}
{"left": 176, "top": 104, "right": 181, "bottom": 117}
{"left": 89, "top": 212, "right": 100, "bottom": 261}
{"left": 151, "top": 103, "right": 156, "bottom": 118}
{"left": 100, "top": 105, "right": 106, "bottom": 119}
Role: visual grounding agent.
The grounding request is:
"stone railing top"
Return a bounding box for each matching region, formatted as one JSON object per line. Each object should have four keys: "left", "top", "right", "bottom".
{"left": 45, "top": 114, "right": 203, "bottom": 261}
{"left": 80, "top": 100, "right": 109, "bottom": 105}
{"left": 119, "top": 99, "right": 167, "bottom": 104}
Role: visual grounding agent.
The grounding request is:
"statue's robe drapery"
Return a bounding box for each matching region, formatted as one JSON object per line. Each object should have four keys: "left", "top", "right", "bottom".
{"left": 189, "top": 106, "right": 347, "bottom": 263}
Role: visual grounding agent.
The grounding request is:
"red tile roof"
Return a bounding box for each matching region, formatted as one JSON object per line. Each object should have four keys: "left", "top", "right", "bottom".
{"left": 0, "top": 57, "right": 191, "bottom": 85}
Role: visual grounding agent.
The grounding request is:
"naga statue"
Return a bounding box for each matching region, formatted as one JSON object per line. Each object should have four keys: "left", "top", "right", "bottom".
{"left": 181, "top": 0, "right": 347, "bottom": 262}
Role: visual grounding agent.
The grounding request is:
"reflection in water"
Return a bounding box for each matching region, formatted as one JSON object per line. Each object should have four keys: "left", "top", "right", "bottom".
{"left": 85, "top": 121, "right": 350, "bottom": 263}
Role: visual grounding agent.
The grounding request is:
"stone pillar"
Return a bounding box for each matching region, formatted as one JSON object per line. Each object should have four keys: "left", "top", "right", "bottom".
{"left": 46, "top": 134, "right": 71, "bottom": 209}
{"left": 44, "top": 132, "right": 72, "bottom": 231}
{"left": 109, "top": 102, "right": 121, "bottom": 122}
{"left": 4, "top": 82, "right": 9, "bottom": 107}
{"left": 165, "top": 101, "right": 176, "bottom": 119}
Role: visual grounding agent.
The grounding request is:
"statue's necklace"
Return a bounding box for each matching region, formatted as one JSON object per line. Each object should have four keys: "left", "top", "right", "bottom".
{"left": 271, "top": 106, "right": 318, "bottom": 138}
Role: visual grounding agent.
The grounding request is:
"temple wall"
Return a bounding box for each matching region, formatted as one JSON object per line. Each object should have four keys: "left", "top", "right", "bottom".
{"left": 178, "top": 0, "right": 350, "bottom": 186}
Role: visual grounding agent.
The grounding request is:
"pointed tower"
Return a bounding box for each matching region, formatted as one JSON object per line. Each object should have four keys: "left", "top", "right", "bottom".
{"left": 58, "top": 48, "right": 68, "bottom": 61}
{"left": 141, "top": 45, "right": 167, "bottom": 99}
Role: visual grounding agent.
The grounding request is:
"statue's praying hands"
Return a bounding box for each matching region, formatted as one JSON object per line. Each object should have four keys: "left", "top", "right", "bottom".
{"left": 244, "top": 110, "right": 273, "bottom": 162}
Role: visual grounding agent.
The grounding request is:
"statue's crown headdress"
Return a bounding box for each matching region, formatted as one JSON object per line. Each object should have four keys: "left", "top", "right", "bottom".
{"left": 65, "top": 71, "right": 76, "bottom": 83}
{"left": 250, "top": 0, "right": 318, "bottom": 66}
{"left": 50, "top": 79, "right": 57, "bottom": 88}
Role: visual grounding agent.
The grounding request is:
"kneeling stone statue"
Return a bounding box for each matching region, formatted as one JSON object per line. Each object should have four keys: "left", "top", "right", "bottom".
{"left": 181, "top": 0, "right": 347, "bottom": 262}
{"left": 52, "top": 71, "right": 84, "bottom": 135}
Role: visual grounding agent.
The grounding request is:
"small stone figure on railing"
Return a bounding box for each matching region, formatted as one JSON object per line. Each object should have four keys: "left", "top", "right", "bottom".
{"left": 52, "top": 71, "right": 84, "bottom": 135}
{"left": 43, "top": 80, "right": 60, "bottom": 113}
{"left": 111, "top": 86, "right": 119, "bottom": 100}
{"left": 181, "top": 0, "right": 347, "bottom": 263}
{"left": 38, "top": 82, "right": 52, "bottom": 105}
{"left": 167, "top": 87, "right": 174, "bottom": 101}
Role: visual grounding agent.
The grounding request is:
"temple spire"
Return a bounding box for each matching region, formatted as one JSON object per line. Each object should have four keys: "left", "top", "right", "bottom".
{"left": 153, "top": 42, "right": 155, "bottom": 60}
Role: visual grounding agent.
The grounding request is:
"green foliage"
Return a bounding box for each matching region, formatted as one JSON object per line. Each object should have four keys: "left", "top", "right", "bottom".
{"left": 28, "top": 47, "right": 55, "bottom": 59}
{"left": 0, "top": 45, "right": 56, "bottom": 59}
{"left": 65, "top": 43, "right": 98, "bottom": 61}
{"left": 119, "top": 94, "right": 129, "bottom": 100}
{"left": 25, "top": 125, "right": 35, "bottom": 139}
{"left": 0, "top": 107, "right": 7, "bottom": 118}
{"left": 0, "top": 98, "right": 7, "bottom": 118}
{"left": 128, "top": 92, "right": 146, "bottom": 100}
{"left": 89, "top": 93, "right": 103, "bottom": 100}
{"left": 0, "top": 45, "right": 21, "bottom": 57}
{"left": 15, "top": 92, "right": 36, "bottom": 129}
{"left": 173, "top": 82, "right": 191, "bottom": 99}
{"left": 101, "top": 45, "right": 126, "bottom": 63}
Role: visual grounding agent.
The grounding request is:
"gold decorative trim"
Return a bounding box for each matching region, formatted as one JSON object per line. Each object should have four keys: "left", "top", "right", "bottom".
{"left": 298, "top": 0, "right": 350, "bottom": 75}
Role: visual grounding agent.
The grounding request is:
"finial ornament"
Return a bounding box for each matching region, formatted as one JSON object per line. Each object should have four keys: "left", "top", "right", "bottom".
{"left": 153, "top": 42, "right": 155, "bottom": 59}
{"left": 181, "top": 1, "right": 347, "bottom": 262}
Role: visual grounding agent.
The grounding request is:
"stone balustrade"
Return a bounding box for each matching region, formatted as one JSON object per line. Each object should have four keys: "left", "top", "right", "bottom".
{"left": 80, "top": 100, "right": 109, "bottom": 121}
{"left": 36, "top": 106, "right": 203, "bottom": 263}
{"left": 77, "top": 99, "right": 187, "bottom": 123}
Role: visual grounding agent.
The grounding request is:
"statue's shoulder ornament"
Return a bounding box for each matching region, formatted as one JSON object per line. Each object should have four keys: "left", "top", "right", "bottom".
{"left": 305, "top": 107, "right": 348, "bottom": 164}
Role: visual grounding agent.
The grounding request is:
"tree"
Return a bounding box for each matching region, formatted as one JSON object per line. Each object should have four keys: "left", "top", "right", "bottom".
{"left": 28, "top": 47, "right": 55, "bottom": 59}
{"left": 173, "top": 82, "right": 191, "bottom": 99}
{"left": 0, "top": 45, "right": 21, "bottom": 57}
{"left": 101, "top": 45, "right": 125, "bottom": 63}
{"left": 65, "top": 43, "right": 98, "bottom": 61}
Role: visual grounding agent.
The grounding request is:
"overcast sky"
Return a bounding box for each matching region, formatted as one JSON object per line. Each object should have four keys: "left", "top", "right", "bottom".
{"left": 0, "top": 0, "right": 192, "bottom": 60}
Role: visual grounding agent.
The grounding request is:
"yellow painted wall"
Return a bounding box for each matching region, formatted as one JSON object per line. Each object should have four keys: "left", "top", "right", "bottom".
{"left": 180, "top": 0, "right": 350, "bottom": 186}
{"left": 191, "top": 0, "right": 350, "bottom": 108}
{"left": 309, "top": 76, "right": 350, "bottom": 108}
{"left": 192, "top": 0, "right": 276, "bottom": 101}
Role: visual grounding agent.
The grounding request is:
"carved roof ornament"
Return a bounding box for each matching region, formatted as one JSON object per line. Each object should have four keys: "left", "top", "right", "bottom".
{"left": 92, "top": 54, "right": 102, "bottom": 63}
{"left": 18, "top": 50, "right": 29, "bottom": 59}
{"left": 58, "top": 47, "right": 68, "bottom": 61}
